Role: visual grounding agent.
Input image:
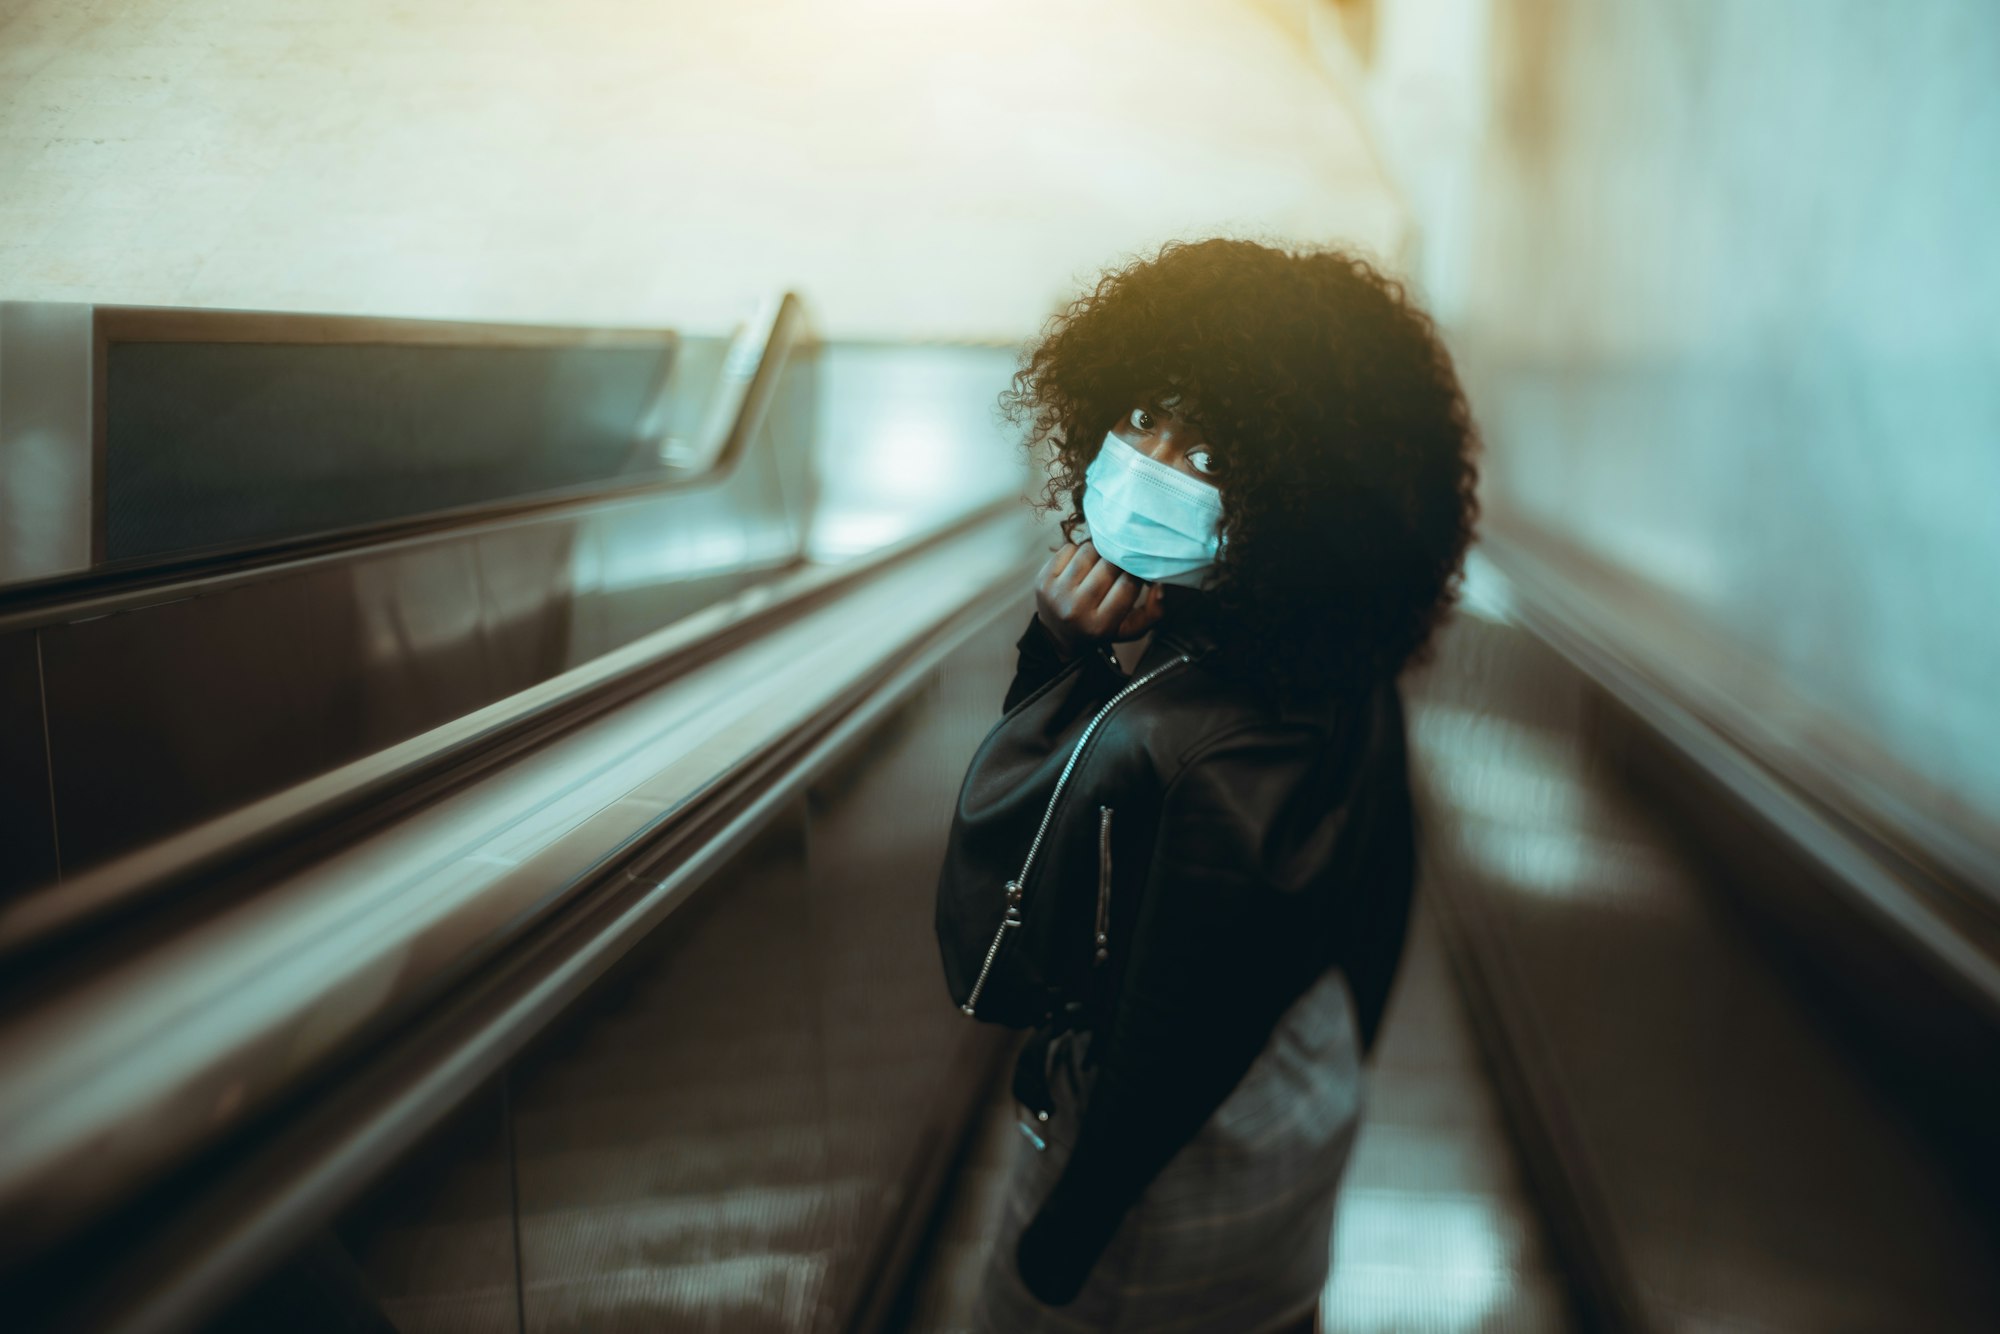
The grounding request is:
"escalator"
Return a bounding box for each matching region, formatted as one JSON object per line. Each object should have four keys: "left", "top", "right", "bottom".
{"left": 1401, "top": 540, "right": 2000, "bottom": 1331}
{"left": 0, "top": 295, "right": 1039, "bottom": 1332}
{"left": 4, "top": 292, "right": 1995, "bottom": 1334}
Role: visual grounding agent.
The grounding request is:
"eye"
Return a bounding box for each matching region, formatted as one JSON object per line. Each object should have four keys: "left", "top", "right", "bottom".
{"left": 1187, "top": 448, "right": 1219, "bottom": 477}
{"left": 1128, "top": 406, "right": 1156, "bottom": 433}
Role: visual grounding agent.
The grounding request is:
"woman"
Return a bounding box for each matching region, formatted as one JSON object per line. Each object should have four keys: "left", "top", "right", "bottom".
{"left": 970, "top": 239, "right": 1479, "bottom": 1332}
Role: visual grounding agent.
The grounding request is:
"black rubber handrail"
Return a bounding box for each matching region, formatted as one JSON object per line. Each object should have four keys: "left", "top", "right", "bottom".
{"left": 0, "top": 492, "right": 1018, "bottom": 960}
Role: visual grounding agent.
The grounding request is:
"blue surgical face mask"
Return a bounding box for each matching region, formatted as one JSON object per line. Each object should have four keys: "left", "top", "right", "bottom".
{"left": 1081, "top": 431, "right": 1225, "bottom": 588}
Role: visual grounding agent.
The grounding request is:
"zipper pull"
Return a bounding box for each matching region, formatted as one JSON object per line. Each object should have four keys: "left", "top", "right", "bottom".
{"left": 1095, "top": 807, "right": 1113, "bottom": 965}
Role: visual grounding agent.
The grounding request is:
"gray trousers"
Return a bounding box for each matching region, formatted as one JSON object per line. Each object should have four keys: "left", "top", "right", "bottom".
{"left": 974, "top": 968, "right": 1364, "bottom": 1334}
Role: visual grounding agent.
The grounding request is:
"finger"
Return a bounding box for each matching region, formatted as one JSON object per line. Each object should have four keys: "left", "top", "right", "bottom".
{"left": 1040, "top": 546, "right": 1094, "bottom": 612}
{"left": 1118, "top": 583, "right": 1165, "bottom": 635}
{"left": 1133, "top": 583, "right": 1168, "bottom": 629}
{"left": 1063, "top": 539, "right": 1102, "bottom": 587}
{"left": 1096, "top": 570, "right": 1141, "bottom": 621}
{"left": 1041, "top": 542, "right": 1080, "bottom": 585}
{"left": 1068, "top": 546, "right": 1112, "bottom": 597}
{"left": 1072, "top": 560, "right": 1120, "bottom": 620}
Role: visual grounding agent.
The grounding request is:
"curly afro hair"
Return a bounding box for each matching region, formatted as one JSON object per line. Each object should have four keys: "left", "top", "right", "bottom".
{"left": 1002, "top": 237, "right": 1480, "bottom": 697}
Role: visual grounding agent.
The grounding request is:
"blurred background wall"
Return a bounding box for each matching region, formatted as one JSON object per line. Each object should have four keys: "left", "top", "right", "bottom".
{"left": 0, "top": 0, "right": 1401, "bottom": 338}
{"left": 1332, "top": 0, "right": 2000, "bottom": 851}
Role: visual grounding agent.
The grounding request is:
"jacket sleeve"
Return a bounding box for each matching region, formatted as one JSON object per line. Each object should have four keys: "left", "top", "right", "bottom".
{"left": 1013, "top": 723, "right": 1328, "bottom": 1306}
{"left": 1003, "top": 612, "right": 1100, "bottom": 713}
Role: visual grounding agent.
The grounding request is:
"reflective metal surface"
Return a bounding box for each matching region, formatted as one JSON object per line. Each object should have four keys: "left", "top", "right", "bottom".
{"left": 808, "top": 341, "right": 1024, "bottom": 561}
{"left": 101, "top": 333, "right": 681, "bottom": 563}
{"left": 3, "top": 323, "right": 1036, "bottom": 910}
{"left": 0, "top": 513, "right": 1037, "bottom": 1263}
{"left": 1321, "top": 904, "right": 1574, "bottom": 1333}
{"left": 0, "top": 302, "right": 94, "bottom": 585}
{"left": 0, "top": 629, "right": 58, "bottom": 895}
{"left": 0, "top": 507, "right": 975, "bottom": 955}
{"left": 219, "top": 589, "right": 1031, "bottom": 1334}
{"left": 11, "top": 343, "right": 808, "bottom": 882}
{"left": 1406, "top": 574, "right": 2000, "bottom": 1330}
{"left": 3, "top": 347, "right": 1037, "bottom": 964}
{"left": 1481, "top": 531, "right": 2000, "bottom": 1005}
{"left": 0, "top": 320, "right": 1044, "bottom": 1329}
{"left": 31, "top": 476, "right": 776, "bottom": 875}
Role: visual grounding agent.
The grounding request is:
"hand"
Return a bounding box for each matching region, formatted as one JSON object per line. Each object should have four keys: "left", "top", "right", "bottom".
{"left": 1033, "top": 540, "right": 1166, "bottom": 658}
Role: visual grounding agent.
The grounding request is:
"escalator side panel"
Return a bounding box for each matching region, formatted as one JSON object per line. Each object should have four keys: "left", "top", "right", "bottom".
{"left": 102, "top": 339, "right": 682, "bottom": 565}
{"left": 511, "top": 804, "right": 827, "bottom": 1333}
{"left": 31, "top": 355, "right": 809, "bottom": 880}
{"left": 334, "top": 604, "right": 1022, "bottom": 1333}
{"left": 1409, "top": 609, "right": 2000, "bottom": 1330}
{"left": 0, "top": 628, "right": 58, "bottom": 897}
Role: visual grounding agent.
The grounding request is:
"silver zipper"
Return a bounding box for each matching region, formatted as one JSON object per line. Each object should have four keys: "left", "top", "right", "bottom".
{"left": 961, "top": 654, "right": 1190, "bottom": 1017}
{"left": 1095, "top": 806, "right": 1113, "bottom": 966}
{"left": 960, "top": 878, "right": 1022, "bottom": 1016}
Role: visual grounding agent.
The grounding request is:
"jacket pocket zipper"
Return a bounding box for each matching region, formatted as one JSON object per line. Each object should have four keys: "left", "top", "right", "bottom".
{"left": 1094, "top": 805, "right": 1113, "bottom": 966}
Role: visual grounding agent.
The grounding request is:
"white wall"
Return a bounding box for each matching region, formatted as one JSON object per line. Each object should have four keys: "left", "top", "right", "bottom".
{"left": 1424, "top": 0, "right": 2000, "bottom": 836}
{"left": 0, "top": 0, "right": 1403, "bottom": 338}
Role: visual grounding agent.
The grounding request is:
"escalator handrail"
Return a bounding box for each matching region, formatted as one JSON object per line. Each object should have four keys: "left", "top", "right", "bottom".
{"left": 0, "top": 496, "right": 1013, "bottom": 959}
{"left": 0, "top": 512, "right": 1042, "bottom": 1268}
{"left": 36, "top": 587, "right": 1023, "bottom": 1334}
{"left": 0, "top": 294, "right": 801, "bottom": 634}
{"left": 1479, "top": 524, "right": 2000, "bottom": 1024}
{"left": 0, "top": 291, "right": 839, "bottom": 955}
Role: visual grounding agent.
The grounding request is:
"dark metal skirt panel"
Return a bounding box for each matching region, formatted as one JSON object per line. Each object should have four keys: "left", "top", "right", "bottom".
{"left": 295, "top": 604, "right": 1027, "bottom": 1334}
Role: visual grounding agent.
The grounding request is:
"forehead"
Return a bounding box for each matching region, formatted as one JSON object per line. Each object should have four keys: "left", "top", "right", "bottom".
{"left": 1146, "top": 386, "right": 1203, "bottom": 418}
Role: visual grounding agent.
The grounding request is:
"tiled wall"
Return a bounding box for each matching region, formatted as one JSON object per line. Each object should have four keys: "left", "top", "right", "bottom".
{"left": 0, "top": 0, "right": 1403, "bottom": 339}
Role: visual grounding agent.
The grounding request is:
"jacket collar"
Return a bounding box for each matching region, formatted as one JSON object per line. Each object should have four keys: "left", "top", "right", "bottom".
{"left": 1138, "top": 588, "right": 1354, "bottom": 727}
{"left": 1141, "top": 587, "right": 1227, "bottom": 667}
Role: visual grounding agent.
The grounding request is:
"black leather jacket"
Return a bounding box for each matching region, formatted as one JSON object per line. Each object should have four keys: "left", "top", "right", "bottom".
{"left": 1000, "top": 593, "right": 1416, "bottom": 1303}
